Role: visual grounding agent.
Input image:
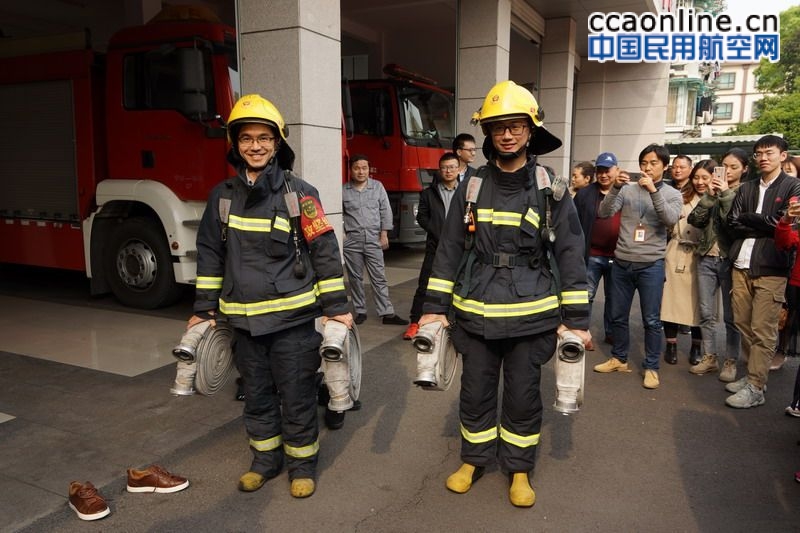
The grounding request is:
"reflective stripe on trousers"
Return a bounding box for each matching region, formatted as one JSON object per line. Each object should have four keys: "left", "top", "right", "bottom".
{"left": 453, "top": 323, "right": 555, "bottom": 473}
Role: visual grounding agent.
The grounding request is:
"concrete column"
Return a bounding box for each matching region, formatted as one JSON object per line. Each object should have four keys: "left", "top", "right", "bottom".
{"left": 456, "top": 0, "right": 511, "bottom": 161}
{"left": 237, "top": 0, "right": 343, "bottom": 226}
{"left": 537, "top": 17, "right": 577, "bottom": 177}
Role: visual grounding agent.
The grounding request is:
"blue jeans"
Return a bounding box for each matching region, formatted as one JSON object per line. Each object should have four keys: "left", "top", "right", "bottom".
{"left": 697, "top": 256, "right": 740, "bottom": 361}
{"left": 587, "top": 255, "right": 614, "bottom": 338}
{"left": 610, "top": 259, "right": 665, "bottom": 370}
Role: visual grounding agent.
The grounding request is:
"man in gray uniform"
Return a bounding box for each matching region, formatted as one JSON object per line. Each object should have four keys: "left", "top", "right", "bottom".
{"left": 342, "top": 154, "right": 408, "bottom": 326}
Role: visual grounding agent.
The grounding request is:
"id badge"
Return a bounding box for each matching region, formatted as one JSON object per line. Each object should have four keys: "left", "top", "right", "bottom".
{"left": 633, "top": 223, "right": 646, "bottom": 243}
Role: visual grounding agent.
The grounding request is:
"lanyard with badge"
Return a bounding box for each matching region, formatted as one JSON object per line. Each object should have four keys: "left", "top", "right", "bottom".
{"left": 633, "top": 185, "right": 647, "bottom": 243}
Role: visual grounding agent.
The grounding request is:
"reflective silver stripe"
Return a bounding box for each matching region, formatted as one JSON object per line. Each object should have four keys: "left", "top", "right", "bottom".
{"left": 491, "top": 211, "right": 522, "bottom": 226}
{"left": 499, "top": 426, "right": 540, "bottom": 448}
{"left": 284, "top": 440, "right": 319, "bottom": 458}
{"left": 561, "top": 290, "right": 589, "bottom": 305}
{"left": 228, "top": 215, "right": 272, "bottom": 232}
{"left": 220, "top": 287, "right": 318, "bottom": 316}
{"left": 460, "top": 423, "right": 498, "bottom": 444}
{"left": 196, "top": 276, "right": 223, "bottom": 289}
{"left": 318, "top": 277, "right": 345, "bottom": 294}
{"left": 249, "top": 435, "right": 282, "bottom": 451}
{"left": 273, "top": 216, "right": 291, "bottom": 233}
{"left": 475, "top": 209, "right": 522, "bottom": 226}
{"left": 452, "top": 294, "right": 560, "bottom": 318}
{"left": 476, "top": 209, "right": 493, "bottom": 223}
{"left": 427, "top": 277, "right": 454, "bottom": 294}
{"left": 524, "top": 207, "right": 540, "bottom": 228}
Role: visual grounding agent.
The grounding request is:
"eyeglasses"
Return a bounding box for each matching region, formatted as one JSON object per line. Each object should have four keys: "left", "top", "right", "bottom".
{"left": 489, "top": 122, "right": 527, "bottom": 136}
{"left": 440, "top": 165, "right": 459, "bottom": 172}
{"left": 238, "top": 135, "right": 276, "bottom": 147}
{"left": 458, "top": 147, "right": 477, "bottom": 153}
{"left": 752, "top": 150, "right": 779, "bottom": 160}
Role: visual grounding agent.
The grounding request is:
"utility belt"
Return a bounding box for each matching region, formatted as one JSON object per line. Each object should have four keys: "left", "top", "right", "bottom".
{"left": 474, "top": 251, "right": 541, "bottom": 269}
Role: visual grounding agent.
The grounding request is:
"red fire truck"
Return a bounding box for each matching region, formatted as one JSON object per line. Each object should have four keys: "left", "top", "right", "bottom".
{"left": 0, "top": 7, "right": 454, "bottom": 309}
{"left": 344, "top": 65, "right": 455, "bottom": 243}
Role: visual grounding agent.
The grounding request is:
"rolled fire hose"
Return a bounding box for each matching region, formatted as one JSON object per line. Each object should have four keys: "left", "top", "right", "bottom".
{"left": 319, "top": 320, "right": 362, "bottom": 410}
{"left": 171, "top": 320, "right": 234, "bottom": 396}
{"left": 412, "top": 321, "right": 458, "bottom": 391}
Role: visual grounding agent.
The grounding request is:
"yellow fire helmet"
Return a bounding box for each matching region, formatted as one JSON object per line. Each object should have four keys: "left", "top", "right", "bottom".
{"left": 472, "top": 80, "right": 562, "bottom": 156}
{"left": 227, "top": 93, "right": 288, "bottom": 142}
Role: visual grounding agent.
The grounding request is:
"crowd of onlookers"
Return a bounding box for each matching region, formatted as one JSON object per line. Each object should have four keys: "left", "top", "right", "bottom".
{"left": 570, "top": 136, "right": 800, "bottom": 483}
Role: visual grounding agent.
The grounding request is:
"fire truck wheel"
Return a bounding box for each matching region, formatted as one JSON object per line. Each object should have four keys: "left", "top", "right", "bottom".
{"left": 104, "top": 216, "right": 182, "bottom": 309}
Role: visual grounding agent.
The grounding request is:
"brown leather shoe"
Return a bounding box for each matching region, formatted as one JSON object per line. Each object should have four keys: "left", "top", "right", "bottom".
{"left": 68, "top": 481, "right": 110, "bottom": 521}
{"left": 127, "top": 464, "right": 189, "bottom": 493}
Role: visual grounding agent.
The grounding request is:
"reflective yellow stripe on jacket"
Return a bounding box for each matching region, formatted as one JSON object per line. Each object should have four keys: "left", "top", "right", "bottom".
{"left": 476, "top": 209, "right": 523, "bottom": 227}
{"left": 220, "top": 286, "right": 319, "bottom": 316}
{"left": 228, "top": 214, "right": 272, "bottom": 232}
{"left": 452, "top": 294, "right": 559, "bottom": 318}
{"left": 317, "top": 277, "right": 345, "bottom": 294}
{"left": 249, "top": 435, "right": 282, "bottom": 452}
{"left": 500, "top": 426, "right": 540, "bottom": 448}
{"left": 524, "top": 207, "right": 540, "bottom": 228}
{"left": 284, "top": 440, "right": 319, "bottom": 458}
{"left": 427, "top": 277, "right": 454, "bottom": 294}
{"left": 272, "top": 216, "right": 291, "bottom": 234}
{"left": 460, "top": 423, "right": 498, "bottom": 444}
{"left": 196, "top": 276, "right": 223, "bottom": 290}
{"left": 560, "top": 290, "right": 589, "bottom": 305}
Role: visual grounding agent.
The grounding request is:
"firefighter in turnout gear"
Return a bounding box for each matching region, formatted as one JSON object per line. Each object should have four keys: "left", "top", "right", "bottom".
{"left": 191, "top": 94, "right": 351, "bottom": 498}
{"left": 419, "top": 81, "right": 590, "bottom": 507}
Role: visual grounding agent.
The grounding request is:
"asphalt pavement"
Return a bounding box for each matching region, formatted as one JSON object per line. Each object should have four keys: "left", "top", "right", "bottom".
{"left": 1, "top": 249, "right": 799, "bottom": 532}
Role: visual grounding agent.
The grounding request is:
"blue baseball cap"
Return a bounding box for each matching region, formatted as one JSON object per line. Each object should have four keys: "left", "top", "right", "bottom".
{"left": 595, "top": 152, "right": 618, "bottom": 168}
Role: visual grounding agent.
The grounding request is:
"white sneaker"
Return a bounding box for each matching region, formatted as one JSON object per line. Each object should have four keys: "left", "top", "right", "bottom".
{"left": 725, "top": 383, "right": 765, "bottom": 409}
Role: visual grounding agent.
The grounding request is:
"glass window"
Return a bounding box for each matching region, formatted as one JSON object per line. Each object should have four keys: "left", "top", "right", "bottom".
{"left": 349, "top": 87, "right": 393, "bottom": 136}
{"left": 714, "top": 102, "right": 733, "bottom": 120}
{"left": 716, "top": 72, "right": 735, "bottom": 90}
{"left": 397, "top": 86, "right": 455, "bottom": 147}
{"left": 751, "top": 100, "right": 763, "bottom": 119}
{"left": 123, "top": 47, "right": 215, "bottom": 114}
{"left": 666, "top": 85, "right": 678, "bottom": 124}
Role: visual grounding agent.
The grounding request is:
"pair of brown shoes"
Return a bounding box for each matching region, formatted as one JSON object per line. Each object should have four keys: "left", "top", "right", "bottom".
{"left": 69, "top": 465, "right": 188, "bottom": 521}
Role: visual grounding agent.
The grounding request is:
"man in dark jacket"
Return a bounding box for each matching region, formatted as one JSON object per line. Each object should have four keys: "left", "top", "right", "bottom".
{"left": 724, "top": 134, "right": 800, "bottom": 408}
{"left": 453, "top": 133, "right": 478, "bottom": 182}
{"left": 573, "top": 152, "right": 621, "bottom": 349}
{"left": 405, "top": 152, "right": 460, "bottom": 339}
{"left": 419, "top": 81, "right": 589, "bottom": 508}
{"left": 192, "top": 94, "right": 351, "bottom": 497}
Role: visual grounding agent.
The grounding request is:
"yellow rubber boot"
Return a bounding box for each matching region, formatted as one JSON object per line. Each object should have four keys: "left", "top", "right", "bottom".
{"left": 445, "top": 463, "right": 484, "bottom": 494}
{"left": 238, "top": 472, "right": 266, "bottom": 492}
{"left": 509, "top": 472, "right": 535, "bottom": 507}
{"left": 290, "top": 478, "right": 316, "bottom": 498}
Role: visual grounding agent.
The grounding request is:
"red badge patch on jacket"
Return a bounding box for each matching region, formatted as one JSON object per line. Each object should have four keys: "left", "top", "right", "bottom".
{"left": 299, "top": 196, "right": 333, "bottom": 241}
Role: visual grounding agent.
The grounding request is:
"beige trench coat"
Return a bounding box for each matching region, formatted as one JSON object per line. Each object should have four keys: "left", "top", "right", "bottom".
{"left": 661, "top": 196, "right": 703, "bottom": 326}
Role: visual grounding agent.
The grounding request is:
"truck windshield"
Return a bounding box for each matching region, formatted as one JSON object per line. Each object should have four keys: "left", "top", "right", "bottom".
{"left": 398, "top": 86, "right": 454, "bottom": 148}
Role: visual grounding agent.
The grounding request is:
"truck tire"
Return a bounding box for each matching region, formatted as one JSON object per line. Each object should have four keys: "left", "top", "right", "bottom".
{"left": 104, "top": 216, "right": 183, "bottom": 309}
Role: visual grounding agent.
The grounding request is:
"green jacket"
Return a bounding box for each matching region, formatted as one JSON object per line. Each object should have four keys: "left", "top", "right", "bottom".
{"left": 686, "top": 187, "right": 737, "bottom": 257}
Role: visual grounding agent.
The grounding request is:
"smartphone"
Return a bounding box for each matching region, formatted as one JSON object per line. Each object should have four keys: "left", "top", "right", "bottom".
{"left": 713, "top": 167, "right": 725, "bottom": 181}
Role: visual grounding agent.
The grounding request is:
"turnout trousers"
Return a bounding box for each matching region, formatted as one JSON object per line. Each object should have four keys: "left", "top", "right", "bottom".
{"left": 233, "top": 321, "right": 322, "bottom": 480}
{"left": 451, "top": 324, "right": 557, "bottom": 474}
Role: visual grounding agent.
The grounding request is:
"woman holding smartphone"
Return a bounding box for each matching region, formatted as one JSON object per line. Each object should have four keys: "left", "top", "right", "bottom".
{"left": 686, "top": 149, "right": 748, "bottom": 382}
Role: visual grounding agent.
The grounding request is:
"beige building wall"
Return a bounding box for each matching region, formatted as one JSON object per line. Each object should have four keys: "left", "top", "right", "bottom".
{"left": 574, "top": 61, "right": 670, "bottom": 172}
